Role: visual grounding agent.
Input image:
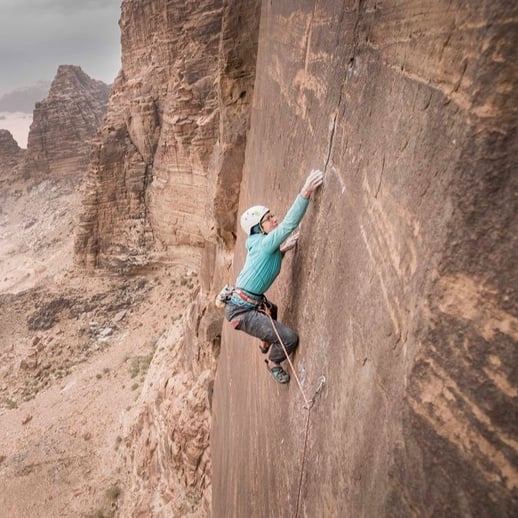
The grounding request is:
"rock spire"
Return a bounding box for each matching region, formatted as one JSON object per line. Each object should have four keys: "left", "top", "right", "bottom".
{"left": 21, "top": 65, "right": 111, "bottom": 179}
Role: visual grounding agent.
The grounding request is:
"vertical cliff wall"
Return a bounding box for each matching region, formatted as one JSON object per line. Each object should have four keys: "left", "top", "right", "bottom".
{"left": 73, "top": 0, "right": 261, "bottom": 515}
{"left": 212, "top": 1, "right": 517, "bottom": 517}
{"left": 75, "top": 0, "right": 259, "bottom": 272}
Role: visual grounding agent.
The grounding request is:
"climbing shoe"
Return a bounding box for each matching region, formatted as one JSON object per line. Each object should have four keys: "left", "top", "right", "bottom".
{"left": 258, "top": 341, "right": 271, "bottom": 354}
{"left": 265, "top": 360, "right": 290, "bottom": 384}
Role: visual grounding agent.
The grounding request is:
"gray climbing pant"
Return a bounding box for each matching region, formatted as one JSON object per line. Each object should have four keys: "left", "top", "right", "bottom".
{"left": 225, "top": 301, "right": 299, "bottom": 364}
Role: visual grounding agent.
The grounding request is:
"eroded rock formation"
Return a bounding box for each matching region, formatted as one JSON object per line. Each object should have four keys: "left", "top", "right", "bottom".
{"left": 21, "top": 65, "right": 110, "bottom": 179}
{"left": 0, "top": 129, "right": 25, "bottom": 180}
{"left": 76, "top": 0, "right": 236, "bottom": 270}
{"left": 73, "top": 0, "right": 260, "bottom": 515}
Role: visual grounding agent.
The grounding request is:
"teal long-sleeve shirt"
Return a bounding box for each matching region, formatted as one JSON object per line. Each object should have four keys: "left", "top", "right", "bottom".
{"left": 235, "top": 194, "right": 310, "bottom": 296}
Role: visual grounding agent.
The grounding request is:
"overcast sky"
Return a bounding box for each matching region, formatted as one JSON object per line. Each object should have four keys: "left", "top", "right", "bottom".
{"left": 0, "top": 0, "right": 121, "bottom": 95}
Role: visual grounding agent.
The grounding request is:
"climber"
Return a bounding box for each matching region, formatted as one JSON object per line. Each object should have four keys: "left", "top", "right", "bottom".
{"left": 223, "top": 168, "right": 324, "bottom": 384}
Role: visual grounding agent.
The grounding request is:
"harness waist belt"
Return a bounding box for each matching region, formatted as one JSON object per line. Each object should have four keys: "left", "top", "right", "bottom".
{"left": 234, "top": 288, "right": 264, "bottom": 305}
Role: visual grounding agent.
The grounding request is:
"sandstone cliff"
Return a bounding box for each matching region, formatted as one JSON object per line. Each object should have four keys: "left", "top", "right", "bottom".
{"left": 213, "top": 2, "right": 518, "bottom": 517}
{"left": 74, "top": 0, "right": 261, "bottom": 515}
{"left": 75, "top": 0, "right": 258, "bottom": 272}
{"left": 21, "top": 65, "right": 110, "bottom": 180}
{"left": 72, "top": 1, "right": 517, "bottom": 517}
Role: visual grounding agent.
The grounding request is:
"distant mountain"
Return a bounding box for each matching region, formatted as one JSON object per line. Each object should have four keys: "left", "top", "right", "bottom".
{"left": 0, "top": 81, "right": 51, "bottom": 113}
{"left": 22, "top": 65, "right": 110, "bottom": 178}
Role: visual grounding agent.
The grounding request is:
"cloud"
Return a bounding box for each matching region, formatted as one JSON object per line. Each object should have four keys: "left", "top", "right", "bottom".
{"left": 1, "top": 0, "right": 120, "bottom": 15}
{"left": 0, "top": 0, "right": 121, "bottom": 93}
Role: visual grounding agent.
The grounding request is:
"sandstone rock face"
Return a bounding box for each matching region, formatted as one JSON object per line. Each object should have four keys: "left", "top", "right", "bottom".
{"left": 0, "top": 129, "right": 25, "bottom": 180}
{"left": 118, "top": 309, "right": 217, "bottom": 517}
{"left": 212, "top": 2, "right": 517, "bottom": 517}
{"left": 75, "top": 0, "right": 254, "bottom": 271}
{"left": 21, "top": 65, "right": 110, "bottom": 179}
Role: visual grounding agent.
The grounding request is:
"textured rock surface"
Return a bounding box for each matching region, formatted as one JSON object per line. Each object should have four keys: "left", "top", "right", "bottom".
{"left": 21, "top": 65, "right": 110, "bottom": 179}
{"left": 76, "top": 0, "right": 223, "bottom": 270}
{"left": 75, "top": 0, "right": 260, "bottom": 272}
{"left": 212, "top": 1, "right": 518, "bottom": 517}
{"left": 0, "top": 129, "right": 25, "bottom": 180}
{"left": 118, "top": 308, "right": 216, "bottom": 517}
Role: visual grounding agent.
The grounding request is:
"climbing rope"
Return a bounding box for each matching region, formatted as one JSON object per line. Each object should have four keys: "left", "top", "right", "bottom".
{"left": 264, "top": 310, "right": 325, "bottom": 408}
{"left": 264, "top": 309, "right": 326, "bottom": 517}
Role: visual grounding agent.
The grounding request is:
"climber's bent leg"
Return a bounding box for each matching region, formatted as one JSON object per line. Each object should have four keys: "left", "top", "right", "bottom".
{"left": 229, "top": 308, "right": 298, "bottom": 364}
{"left": 267, "top": 319, "right": 298, "bottom": 364}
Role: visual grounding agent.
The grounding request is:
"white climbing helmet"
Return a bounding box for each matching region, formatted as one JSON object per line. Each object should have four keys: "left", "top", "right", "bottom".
{"left": 240, "top": 205, "right": 269, "bottom": 234}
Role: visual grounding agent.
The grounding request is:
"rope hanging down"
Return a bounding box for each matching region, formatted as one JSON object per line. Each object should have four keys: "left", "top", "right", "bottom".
{"left": 264, "top": 310, "right": 326, "bottom": 517}
{"left": 265, "top": 311, "right": 325, "bottom": 409}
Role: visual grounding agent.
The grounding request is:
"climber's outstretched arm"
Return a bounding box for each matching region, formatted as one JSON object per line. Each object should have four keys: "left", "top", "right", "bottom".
{"left": 261, "top": 169, "right": 324, "bottom": 253}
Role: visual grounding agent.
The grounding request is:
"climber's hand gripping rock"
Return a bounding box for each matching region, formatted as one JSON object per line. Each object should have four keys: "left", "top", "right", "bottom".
{"left": 300, "top": 168, "right": 324, "bottom": 199}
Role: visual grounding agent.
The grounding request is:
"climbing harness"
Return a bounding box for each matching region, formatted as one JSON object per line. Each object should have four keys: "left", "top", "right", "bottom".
{"left": 233, "top": 287, "right": 264, "bottom": 306}
{"left": 262, "top": 305, "right": 326, "bottom": 518}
